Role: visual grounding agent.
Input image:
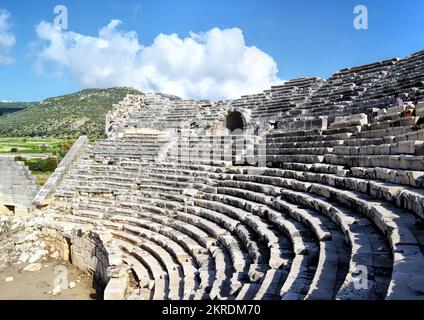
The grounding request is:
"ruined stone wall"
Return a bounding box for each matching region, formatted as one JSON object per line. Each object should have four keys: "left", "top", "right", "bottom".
{"left": 0, "top": 216, "right": 38, "bottom": 271}
{"left": 39, "top": 224, "right": 127, "bottom": 298}
{"left": 106, "top": 95, "right": 146, "bottom": 139}
{"left": 1, "top": 213, "right": 127, "bottom": 298}
{"left": 0, "top": 158, "right": 38, "bottom": 216}
{"left": 0, "top": 217, "right": 13, "bottom": 271}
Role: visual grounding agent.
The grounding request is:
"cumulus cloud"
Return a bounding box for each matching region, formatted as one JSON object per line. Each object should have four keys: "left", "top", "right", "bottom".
{"left": 0, "top": 9, "right": 16, "bottom": 65}
{"left": 34, "top": 20, "right": 283, "bottom": 100}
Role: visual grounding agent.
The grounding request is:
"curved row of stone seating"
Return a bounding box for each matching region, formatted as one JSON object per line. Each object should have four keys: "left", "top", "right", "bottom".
{"left": 90, "top": 133, "right": 171, "bottom": 161}
{"left": 265, "top": 118, "right": 424, "bottom": 222}
{"left": 105, "top": 170, "right": 314, "bottom": 295}
{"left": 48, "top": 166, "right": 272, "bottom": 298}
{"left": 46, "top": 140, "right": 419, "bottom": 298}
{"left": 301, "top": 59, "right": 397, "bottom": 118}
{"left": 48, "top": 206, "right": 212, "bottom": 300}
{"left": 265, "top": 124, "right": 362, "bottom": 165}
{"left": 167, "top": 134, "right": 257, "bottom": 166}
{"left": 105, "top": 50, "right": 424, "bottom": 136}
{"left": 231, "top": 93, "right": 267, "bottom": 111}
{"left": 111, "top": 93, "right": 229, "bottom": 133}
{"left": 153, "top": 161, "right": 424, "bottom": 299}
{"left": 266, "top": 111, "right": 424, "bottom": 172}
{"left": 146, "top": 162, "right": 394, "bottom": 298}
{"left": 215, "top": 171, "right": 391, "bottom": 298}
{"left": 48, "top": 159, "right": 323, "bottom": 299}
{"left": 231, "top": 51, "right": 420, "bottom": 122}
{"left": 325, "top": 113, "right": 424, "bottom": 173}
{"left": 355, "top": 50, "right": 424, "bottom": 111}
{"left": 54, "top": 156, "right": 385, "bottom": 299}
{"left": 247, "top": 167, "right": 424, "bottom": 299}
{"left": 128, "top": 194, "right": 279, "bottom": 300}
{"left": 248, "top": 78, "right": 324, "bottom": 121}
{"left": 146, "top": 163, "right": 391, "bottom": 299}
{"left": 49, "top": 196, "right": 285, "bottom": 301}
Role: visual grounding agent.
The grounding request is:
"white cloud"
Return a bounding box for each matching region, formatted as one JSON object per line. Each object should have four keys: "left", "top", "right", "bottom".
{"left": 34, "top": 20, "right": 283, "bottom": 100}
{"left": 0, "top": 9, "right": 16, "bottom": 65}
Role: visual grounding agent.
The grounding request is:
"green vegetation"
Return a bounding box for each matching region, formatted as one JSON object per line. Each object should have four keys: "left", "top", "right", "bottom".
{"left": 2, "top": 134, "right": 75, "bottom": 186}
{"left": 0, "top": 101, "right": 32, "bottom": 116}
{"left": 0, "top": 87, "right": 143, "bottom": 185}
{"left": 33, "top": 171, "right": 52, "bottom": 186}
{"left": 0, "top": 87, "right": 142, "bottom": 140}
{"left": 15, "top": 157, "right": 61, "bottom": 186}
{"left": 21, "top": 157, "right": 60, "bottom": 172}
{"left": 6, "top": 138, "right": 75, "bottom": 186}
{"left": 0, "top": 137, "right": 67, "bottom": 155}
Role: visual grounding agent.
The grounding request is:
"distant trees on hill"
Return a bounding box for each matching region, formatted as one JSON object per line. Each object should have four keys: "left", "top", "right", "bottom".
{"left": 0, "top": 88, "right": 142, "bottom": 140}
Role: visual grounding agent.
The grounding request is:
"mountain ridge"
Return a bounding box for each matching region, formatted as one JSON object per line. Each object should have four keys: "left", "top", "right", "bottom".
{"left": 0, "top": 87, "right": 143, "bottom": 140}
{"left": 0, "top": 102, "right": 34, "bottom": 116}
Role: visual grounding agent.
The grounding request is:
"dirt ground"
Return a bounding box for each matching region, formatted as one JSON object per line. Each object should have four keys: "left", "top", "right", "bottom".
{"left": 0, "top": 256, "right": 96, "bottom": 300}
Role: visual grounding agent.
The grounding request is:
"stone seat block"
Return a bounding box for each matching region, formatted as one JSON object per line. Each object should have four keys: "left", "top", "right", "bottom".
{"left": 268, "top": 154, "right": 325, "bottom": 164}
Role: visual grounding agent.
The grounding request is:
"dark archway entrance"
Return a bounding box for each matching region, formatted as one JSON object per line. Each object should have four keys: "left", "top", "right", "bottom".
{"left": 4, "top": 205, "right": 15, "bottom": 214}
{"left": 226, "top": 111, "right": 244, "bottom": 132}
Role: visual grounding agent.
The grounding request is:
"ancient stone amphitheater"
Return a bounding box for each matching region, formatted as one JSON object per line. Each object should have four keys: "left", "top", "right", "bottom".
{"left": 1, "top": 50, "right": 424, "bottom": 300}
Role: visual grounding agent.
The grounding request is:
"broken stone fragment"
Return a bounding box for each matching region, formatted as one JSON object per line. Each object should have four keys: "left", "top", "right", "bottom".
{"left": 28, "top": 250, "right": 49, "bottom": 263}
{"left": 18, "top": 252, "right": 30, "bottom": 263}
{"left": 108, "top": 253, "right": 122, "bottom": 266}
{"left": 52, "top": 286, "right": 62, "bottom": 295}
{"left": 23, "top": 263, "right": 42, "bottom": 272}
{"left": 50, "top": 251, "right": 60, "bottom": 259}
{"left": 104, "top": 275, "right": 129, "bottom": 300}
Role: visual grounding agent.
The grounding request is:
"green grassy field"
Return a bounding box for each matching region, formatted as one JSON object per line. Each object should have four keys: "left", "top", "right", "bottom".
{"left": 0, "top": 137, "right": 65, "bottom": 154}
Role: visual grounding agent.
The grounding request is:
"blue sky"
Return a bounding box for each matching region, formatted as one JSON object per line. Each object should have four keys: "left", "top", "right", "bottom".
{"left": 0, "top": 0, "right": 423, "bottom": 101}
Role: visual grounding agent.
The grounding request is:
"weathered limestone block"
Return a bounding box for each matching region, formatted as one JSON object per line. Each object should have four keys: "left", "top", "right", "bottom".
{"left": 416, "top": 101, "right": 424, "bottom": 117}
{"left": 104, "top": 273, "right": 129, "bottom": 300}
{"left": 391, "top": 141, "right": 424, "bottom": 155}
{"left": 387, "top": 105, "right": 407, "bottom": 115}
{"left": 397, "top": 189, "right": 424, "bottom": 220}
{"left": 277, "top": 117, "right": 328, "bottom": 132}
{"left": 331, "top": 113, "right": 368, "bottom": 128}
{"left": 386, "top": 245, "right": 424, "bottom": 300}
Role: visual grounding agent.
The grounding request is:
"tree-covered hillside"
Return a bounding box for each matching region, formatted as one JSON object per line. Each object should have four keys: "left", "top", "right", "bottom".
{"left": 0, "top": 88, "right": 142, "bottom": 140}
{"left": 0, "top": 102, "right": 33, "bottom": 116}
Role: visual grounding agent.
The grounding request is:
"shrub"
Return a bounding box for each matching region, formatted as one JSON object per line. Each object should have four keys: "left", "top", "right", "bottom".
{"left": 26, "top": 157, "right": 58, "bottom": 172}
{"left": 59, "top": 139, "right": 73, "bottom": 157}
{"left": 43, "top": 158, "right": 58, "bottom": 172}
{"left": 39, "top": 144, "right": 49, "bottom": 151}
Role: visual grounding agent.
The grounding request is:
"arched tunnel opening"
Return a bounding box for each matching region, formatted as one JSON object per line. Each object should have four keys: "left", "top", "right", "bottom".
{"left": 0, "top": 204, "right": 15, "bottom": 216}
{"left": 226, "top": 111, "right": 245, "bottom": 133}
